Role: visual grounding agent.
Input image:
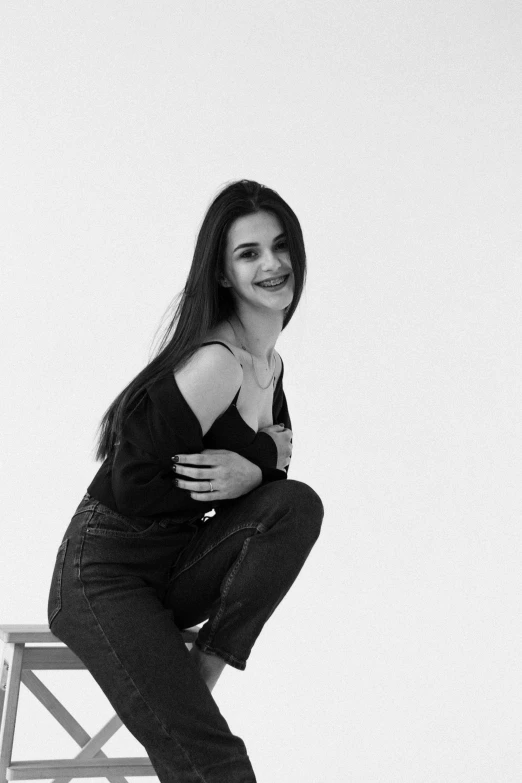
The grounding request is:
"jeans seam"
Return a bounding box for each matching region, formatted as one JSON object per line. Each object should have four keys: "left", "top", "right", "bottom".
{"left": 71, "top": 503, "right": 98, "bottom": 521}
{"left": 203, "top": 534, "right": 253, "bottom": 651}
{"left": 84, "top": 525, "right": 159, "bottom": 539}
{"left": 48, "top": 538, "right": 69, "bottom": 627}
{"left": 77, "top": 531, "right": 209, "bottom": 783}
{"left": 73, "top": 509, "right": 96, "bottom": 569}
{"left": 170, "top": 522, "right": 265, "bottom": 582}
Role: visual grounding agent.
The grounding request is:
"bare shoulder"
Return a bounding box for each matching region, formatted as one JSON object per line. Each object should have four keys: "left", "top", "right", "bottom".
{"left": 176, "top": 343, "right": 242, "bottom": 393}
{"left": 175, "top": 343, "right": 243, "bottom": 434}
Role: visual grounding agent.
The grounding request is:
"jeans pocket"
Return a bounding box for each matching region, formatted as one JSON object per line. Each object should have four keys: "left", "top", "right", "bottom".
{"left": 48, "top": 538, "right": 69, "bottom": 627}
{"left": 85, "top": 509, "right": 159, "bottom": 539}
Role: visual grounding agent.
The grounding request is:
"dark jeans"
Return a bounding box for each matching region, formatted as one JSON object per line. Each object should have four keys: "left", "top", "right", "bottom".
{"left": 47, "top": 479, "right": 323, "bottom": 783}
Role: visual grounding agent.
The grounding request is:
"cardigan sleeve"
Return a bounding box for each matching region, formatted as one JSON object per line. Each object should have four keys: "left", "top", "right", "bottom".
{"left": 109, "top": 389, "right": 211, "bottom": 517}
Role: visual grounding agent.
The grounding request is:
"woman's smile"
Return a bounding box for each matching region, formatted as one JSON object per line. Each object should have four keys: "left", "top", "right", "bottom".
{"left": 254, "top": 274, "right": 291, "bottom": 290}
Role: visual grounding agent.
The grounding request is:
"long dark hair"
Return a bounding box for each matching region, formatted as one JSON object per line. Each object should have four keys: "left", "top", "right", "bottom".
{"left": 94, "top": 179, "right": 307, "bottom": 462}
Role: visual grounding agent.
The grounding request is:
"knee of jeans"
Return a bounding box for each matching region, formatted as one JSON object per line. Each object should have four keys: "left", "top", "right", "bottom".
{"left": 285, "top": 479, "right": 324, "bottom": 540}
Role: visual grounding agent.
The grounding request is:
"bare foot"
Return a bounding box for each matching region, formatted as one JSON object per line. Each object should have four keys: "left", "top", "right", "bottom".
{"left": 190, "top": 644, "right": 226, "bottom": 692}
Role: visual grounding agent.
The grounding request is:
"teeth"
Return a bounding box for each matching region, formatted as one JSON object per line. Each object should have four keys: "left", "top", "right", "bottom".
{"left": 257, "top": 276, "right": 286, "bottom": 288}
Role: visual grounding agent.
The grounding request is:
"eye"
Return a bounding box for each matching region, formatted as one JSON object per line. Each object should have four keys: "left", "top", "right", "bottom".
{"left": 240, "top": 250, "right": 257, "bottom": 259}
{"left": 275, "top": 240, "right": 288, "bottom": 251}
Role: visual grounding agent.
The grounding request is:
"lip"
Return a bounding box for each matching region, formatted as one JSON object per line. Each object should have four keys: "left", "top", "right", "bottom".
{"left": 254, "top": 274, "right": 290, "bottom": 289}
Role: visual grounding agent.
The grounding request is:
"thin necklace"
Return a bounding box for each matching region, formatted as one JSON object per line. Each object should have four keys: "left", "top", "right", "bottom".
{"left": 227, "top": 319, "right": 276, "bottom": 390}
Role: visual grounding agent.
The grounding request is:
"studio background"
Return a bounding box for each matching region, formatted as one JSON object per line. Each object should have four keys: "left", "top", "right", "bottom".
{"left": 1, "top": 2, "right": 520, "bottom": 781}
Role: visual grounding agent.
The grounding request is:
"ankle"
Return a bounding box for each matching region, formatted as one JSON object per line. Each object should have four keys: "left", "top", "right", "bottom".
{"left": 190, "top": 644, "right": 226, "bottom": 692}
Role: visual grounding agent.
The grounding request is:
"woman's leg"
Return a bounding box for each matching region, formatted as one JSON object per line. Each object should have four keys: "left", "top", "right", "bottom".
{"left": 48, "top": 496, "right": 258, "bottom": 783}
{"left": 164, "top": 479, "right": 324, "bottom": 672}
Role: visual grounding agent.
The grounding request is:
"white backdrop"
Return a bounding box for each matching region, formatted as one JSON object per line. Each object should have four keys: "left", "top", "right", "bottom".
{"left": 1, "top": 2, "right": 521, "bottom": 781}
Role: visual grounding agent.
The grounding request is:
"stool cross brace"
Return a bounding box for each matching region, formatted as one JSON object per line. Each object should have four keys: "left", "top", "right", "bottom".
{"left": 0, "top": 624, "right": 198, "bottom": 782}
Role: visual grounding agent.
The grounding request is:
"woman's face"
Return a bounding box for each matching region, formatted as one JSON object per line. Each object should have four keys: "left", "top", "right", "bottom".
{"left": 221, "top": 211, "right": 294, "bottom": 314}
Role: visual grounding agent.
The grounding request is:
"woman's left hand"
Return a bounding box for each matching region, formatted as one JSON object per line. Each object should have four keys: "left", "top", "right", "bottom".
{"left": 172, "top": 449, "right": 263, "bottom": 501}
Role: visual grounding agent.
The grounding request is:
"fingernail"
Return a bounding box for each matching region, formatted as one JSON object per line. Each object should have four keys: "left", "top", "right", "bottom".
{"left": 172, "top": 456, "right": 179, "bottom": 462}
{"left": 172, "top": 464, "right": 176, "bottom": 472}
{"left": 174, "top": 479, "right": 179, "bottom": 486}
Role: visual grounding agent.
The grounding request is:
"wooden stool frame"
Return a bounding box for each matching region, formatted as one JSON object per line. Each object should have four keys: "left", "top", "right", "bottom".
{"left": 0, "top": 624, "right": 199, "bottom": 782}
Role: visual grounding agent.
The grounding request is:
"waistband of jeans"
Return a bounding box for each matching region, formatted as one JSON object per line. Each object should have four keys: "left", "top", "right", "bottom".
{"left": 80, "top": 492, "right": 206, "bottom": 527}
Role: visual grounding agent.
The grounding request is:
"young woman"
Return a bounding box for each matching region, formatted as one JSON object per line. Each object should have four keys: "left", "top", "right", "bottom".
{"left": 48, "top": 179, "right": 324, "bottom": 783}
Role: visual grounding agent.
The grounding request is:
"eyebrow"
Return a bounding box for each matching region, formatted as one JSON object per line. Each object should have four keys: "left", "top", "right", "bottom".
{"left": 233, "top": 232, "right": 286, "bottom": 253}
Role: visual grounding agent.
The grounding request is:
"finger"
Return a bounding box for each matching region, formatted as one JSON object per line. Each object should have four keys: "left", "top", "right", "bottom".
{"left": 172, "top": 453, "right": 216, "bottom": 466}
{"left": 173, "top": 464, "right": 215, "bottom": 479}
{"left": 189, "top": 490, "right": 224, "bottom": 502}
{"left": 174, "top": 478, "right": 218, "bottom": 493}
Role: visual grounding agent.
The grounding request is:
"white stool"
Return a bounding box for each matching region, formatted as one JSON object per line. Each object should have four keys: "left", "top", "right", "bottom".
{"left": 0, "top": 624, "right": 199, "bottom": 782}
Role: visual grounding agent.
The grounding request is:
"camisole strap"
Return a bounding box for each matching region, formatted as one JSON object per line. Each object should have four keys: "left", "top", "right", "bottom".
{"left": 230, "top": 386, "right": 241, "bottom": 406}
{"left": 201, "top": 340, "right": 238, "bottom": 359}
{"left": 201, "top": 340, "right": 242, "bottom": 405}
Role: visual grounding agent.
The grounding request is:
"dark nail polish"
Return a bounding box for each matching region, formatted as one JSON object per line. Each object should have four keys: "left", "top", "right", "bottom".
{"left": 172, "top": 456, "right": 179, "bottom": 462}
{"left": 174, "top": 479, "right": 179, "bottom": 486}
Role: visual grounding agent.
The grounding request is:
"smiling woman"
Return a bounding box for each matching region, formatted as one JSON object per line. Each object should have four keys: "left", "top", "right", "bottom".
{"left": 47, "top": 180, "right": 323, "bottom": 783}
{"left": 221, "top": 211, "right": 294, "bottom": 308}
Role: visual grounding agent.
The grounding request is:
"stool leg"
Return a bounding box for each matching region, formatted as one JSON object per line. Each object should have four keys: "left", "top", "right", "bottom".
{"left": 0, "top": 644, "right": 24, "bottom": 783}
{"left": 0, "top": 655, "right": 7, "bottom": 725}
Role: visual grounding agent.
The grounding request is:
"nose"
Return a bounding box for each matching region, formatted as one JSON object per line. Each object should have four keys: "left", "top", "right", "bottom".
{"left": 260, "top": 248, "right": 283, "bottom": 270}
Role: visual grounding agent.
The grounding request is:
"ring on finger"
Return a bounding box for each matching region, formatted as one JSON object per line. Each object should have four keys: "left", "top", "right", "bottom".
{"left": 208, "top": 480, "right": 213, "bottom": 492}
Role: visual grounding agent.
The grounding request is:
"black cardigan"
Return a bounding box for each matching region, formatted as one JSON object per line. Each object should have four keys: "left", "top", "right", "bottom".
{"left": 87, "top": 364, "right": 291, "bottom": 519}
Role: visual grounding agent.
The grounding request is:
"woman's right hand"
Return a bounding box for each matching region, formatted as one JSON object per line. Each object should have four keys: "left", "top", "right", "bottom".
{"left": 259, "top": 423, "right": 293, "bottom": 470}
